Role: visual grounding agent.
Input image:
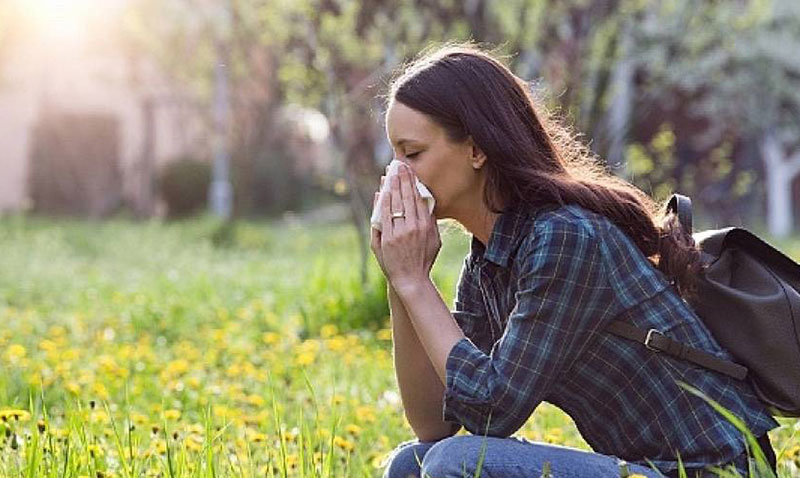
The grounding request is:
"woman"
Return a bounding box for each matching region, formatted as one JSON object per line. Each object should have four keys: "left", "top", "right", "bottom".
{"left": 370, "top": 45, "right": 779, "bottom": 478}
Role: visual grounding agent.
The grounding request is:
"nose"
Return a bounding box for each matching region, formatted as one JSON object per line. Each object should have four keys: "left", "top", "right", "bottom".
{"left": 390, "top": 157, "right": 413, "bottom": 174}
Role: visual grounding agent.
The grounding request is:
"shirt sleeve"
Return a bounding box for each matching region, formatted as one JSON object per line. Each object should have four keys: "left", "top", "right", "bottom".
{"left": 442, "top": 218, "right": 617, "bottom": 437}
{"left": 451, "top": 255, "right": 493, "bottom": 353}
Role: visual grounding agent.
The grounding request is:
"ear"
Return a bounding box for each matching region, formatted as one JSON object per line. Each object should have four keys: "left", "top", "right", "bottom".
{"left": 468, "top": 137, "right": 487, "bottom": 170}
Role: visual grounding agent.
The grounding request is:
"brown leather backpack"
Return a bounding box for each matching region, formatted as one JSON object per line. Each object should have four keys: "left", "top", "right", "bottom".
{"left": 606, "top": 194, "right": 800, "bottom": 417}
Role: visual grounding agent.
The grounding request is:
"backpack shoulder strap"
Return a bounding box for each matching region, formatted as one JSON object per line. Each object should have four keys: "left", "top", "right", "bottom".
{"left": 667, "top": 194, "right": 693, "bottom": 234}
{"left": 606, "top": 320, "right": 749, "bottom": 381}
{"left": 605, "top": 193, "right": 749, "bottom": 382}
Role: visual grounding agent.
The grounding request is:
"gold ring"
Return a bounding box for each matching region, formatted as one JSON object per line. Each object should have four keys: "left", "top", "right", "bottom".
{"left": 391, "top": 211, "right": 405, "bottom": 219}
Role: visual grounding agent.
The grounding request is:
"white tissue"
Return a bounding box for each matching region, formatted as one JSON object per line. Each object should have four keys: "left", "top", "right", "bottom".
{"left": 370, "top": 160, "right": 435, "bottom": 231}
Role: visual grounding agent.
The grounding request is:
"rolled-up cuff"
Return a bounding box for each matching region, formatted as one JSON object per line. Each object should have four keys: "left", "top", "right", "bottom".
{"left": 442, "top": 337, "right": 491, "bottom": 428}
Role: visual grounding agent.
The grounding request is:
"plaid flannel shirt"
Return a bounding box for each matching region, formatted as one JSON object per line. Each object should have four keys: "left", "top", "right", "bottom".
{"left": 444, "top": 203, "right": 779, "bottom": 474}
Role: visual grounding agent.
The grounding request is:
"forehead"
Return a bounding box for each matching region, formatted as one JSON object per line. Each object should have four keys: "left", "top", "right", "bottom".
{"left": 385, "top": 101, "right": 440, "bottom": 145}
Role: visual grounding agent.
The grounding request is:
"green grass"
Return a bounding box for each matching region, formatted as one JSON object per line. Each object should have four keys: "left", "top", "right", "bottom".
{"left": 0, "top": 215, "right": 797, "bottom": 477}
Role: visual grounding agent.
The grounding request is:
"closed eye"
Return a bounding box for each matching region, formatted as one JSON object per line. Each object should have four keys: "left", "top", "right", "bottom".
{"left": 405, "top": 152, "right": 420, "bottom": 159}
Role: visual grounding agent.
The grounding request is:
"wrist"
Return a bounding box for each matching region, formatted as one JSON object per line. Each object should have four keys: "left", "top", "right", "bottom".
{"left": 390, "top": 275, "right": 431, "bottom": 298}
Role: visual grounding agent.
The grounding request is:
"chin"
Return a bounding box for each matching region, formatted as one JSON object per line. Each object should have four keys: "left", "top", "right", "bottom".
{"left": 432, "top": 205, "right": 448, "bottom": 220}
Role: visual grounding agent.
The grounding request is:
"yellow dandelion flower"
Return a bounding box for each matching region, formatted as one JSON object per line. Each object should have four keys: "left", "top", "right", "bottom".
{"left": 284, "top": 427, "right": 299, "bottom": 443}
{"left": 38, "top": 339, "right": 58, "bottom": 352}
{"left": 61, "top": 348, "right": 80, "bottom": 361}
{"left": 544, "top": 427, "right": 564, "bottom": 444}
{"left": 48, "top": 325, "right": 66, "bottom": 337}
{"left": 295, "top": 339, "right": 321, "bottom": 354}
{"left": 257, "top": 465, "right": 274, "bottom": 476}
{"left": 331, "top": 394, "right": 346, "bottom": 406}
{"left": 131, "top": 412, "right": 149, "bottom": 426}
{"left": 782, "top": 444, "right": 800, "bottom": 464}
{"left": 90, "top": 410, "right": 109, "bottom": 424}
{"left": 0, "top": 409, "right": 31, "bottom": 422}
{"left": 325, "top": 336, "right": 348, "bottom": 352}
{"left": 185, "top": 434, "right": 204, "bottom": 451}
{"left": 320, "top": 324, "right": 339, "bottom": 338}
{"left": 213, "top": 405, "right": 231, "bottom": 419}
{"left": 225, "top": 363, "right": 242, "bottom": 377}
{"left": 163, "top": 359, "right": 189, "bottom": 377}
{"left": 344, "top": 424, "right": 361, "bottom": 437}
{"left": 154, "top": 439, "right": 168, "bottom": 454}
{"left": 5, "top": 344, "right": 26, "bottom": 362}
{"left": 247, "top": 431, "right": 268, "bottom": 443}
{"left": 92, "top": 382, "right": 109, "bottom": 400}
{"left": 295, "top": 351, "right": 316, "bottom": 367}
{"left": 367, "top": 451, "right": 391, "bottom": 468}
{"left": 333, "top": 435, "right": 355, "bottom": 452}
{"left": 87, "top": 444, "right": 104, "bottom": 458}
{"left": 244, "top": 394, "right": 265, "bottom": 407}
{"left": 164, "top": 409, "right": 181, "bottom": 421}
{"left": 262, "top": 332, "right": 280, "bottom": 346}
{"left": 235, "top": 437, "right": 248, "bottom": 450}
{"left": 65, "top": 382, "right": 81, "bottom": 395}
{"left": 355, "top": 406, "right": 376, "bottom": 423}
{"left": 376, "top": 328, "right": 393, "bottom": 341}
{"left": 375, "top": 349, "right": 391, "bottom": 363}
{"left": 243, "top": 411, "right": 269, "bottom": 427}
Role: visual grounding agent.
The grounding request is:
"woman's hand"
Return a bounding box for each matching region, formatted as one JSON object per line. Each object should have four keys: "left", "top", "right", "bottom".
{"left": 370, "top": 163, "right": 441, "bottom": 290}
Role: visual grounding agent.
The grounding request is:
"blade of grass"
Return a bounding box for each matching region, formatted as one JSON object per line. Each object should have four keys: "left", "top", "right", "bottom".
{"left": 204, "top": 403, "right": 217, "bottom": 478}
{"left": 163, "top": 416, "right": 176, "bottom": 478}
{"left": 102, "top": 400, "right": 131, "bottom": 478}
{"left": 677, "top": 381, "right": 775, "bottom": 478}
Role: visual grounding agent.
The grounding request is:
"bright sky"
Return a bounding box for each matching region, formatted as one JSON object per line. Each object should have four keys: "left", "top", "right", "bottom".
{"left": 12, "top": 0, "right": 114, "bottom": 45}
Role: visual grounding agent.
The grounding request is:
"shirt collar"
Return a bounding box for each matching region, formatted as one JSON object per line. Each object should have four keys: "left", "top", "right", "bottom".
{"left": 470, "top": 206, "right": 530, "bottom": 268}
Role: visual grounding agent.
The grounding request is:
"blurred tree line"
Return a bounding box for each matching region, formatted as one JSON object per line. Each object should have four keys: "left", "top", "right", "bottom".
{"left": 46, "top": 0, "right": 790, "bottom": 277}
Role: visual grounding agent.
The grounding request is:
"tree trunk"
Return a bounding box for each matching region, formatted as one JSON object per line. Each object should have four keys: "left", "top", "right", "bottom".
{"left": 138, "top": 97, "right": 156, "bottom": 218}
{"left": 762, "top": 132, "right": 800, "bottom": 237}
{"left": 606, "top": 19, "right": 634, "bottom": 179}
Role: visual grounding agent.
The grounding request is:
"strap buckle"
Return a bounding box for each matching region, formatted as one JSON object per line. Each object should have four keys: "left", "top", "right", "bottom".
{"left": 644, "top": 329, "right": 664, "bottom": 351}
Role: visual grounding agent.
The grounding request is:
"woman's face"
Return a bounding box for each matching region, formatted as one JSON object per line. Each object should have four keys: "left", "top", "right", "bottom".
{"left": 385, "top": 100, "right": 484, "bottom": 220}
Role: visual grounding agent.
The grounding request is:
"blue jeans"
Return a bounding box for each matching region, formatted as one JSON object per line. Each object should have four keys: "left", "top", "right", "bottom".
{"left": 382, "top": 436, "right": 666, "bottom": 478}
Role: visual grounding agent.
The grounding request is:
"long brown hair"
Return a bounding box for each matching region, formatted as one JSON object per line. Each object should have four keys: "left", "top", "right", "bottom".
{"left": 388, "top": 44, "right": 703, "bottom": 299}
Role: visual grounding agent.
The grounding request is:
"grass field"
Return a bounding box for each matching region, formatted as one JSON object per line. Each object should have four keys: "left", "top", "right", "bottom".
{"left": 0, "top": 215, "right": 797, "bottom": 477}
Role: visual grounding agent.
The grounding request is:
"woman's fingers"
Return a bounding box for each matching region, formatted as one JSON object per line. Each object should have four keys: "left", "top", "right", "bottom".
{"left": 370, "top": 221, "right": 381, "bottom": 251}
{"left": 388, "top": 173, "right": 405, "bottom": 234}
{"left": 380, "top": 175, "right": 393, "bottom": 234}
{"left": 398, "top": 165, "right": 418, "bottom": 224}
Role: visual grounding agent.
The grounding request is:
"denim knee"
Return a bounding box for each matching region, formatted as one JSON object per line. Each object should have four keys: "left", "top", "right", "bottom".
{"left": 383, "top": 440, "right": 433, "bottom": 478}
{"left": 421, "top": 436, "right": 486, "bottom": 478}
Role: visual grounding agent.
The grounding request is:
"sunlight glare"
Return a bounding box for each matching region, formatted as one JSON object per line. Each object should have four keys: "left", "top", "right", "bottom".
{"left": 17, "top": 0, "right": 96, "bottom": 44}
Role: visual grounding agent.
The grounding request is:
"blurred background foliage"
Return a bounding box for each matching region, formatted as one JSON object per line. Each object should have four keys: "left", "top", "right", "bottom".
{"left": 115, "top": 0, "right": 800, "bottom": 226}
{"left": 1, "top": 0, "right": 800, "bottom": 273}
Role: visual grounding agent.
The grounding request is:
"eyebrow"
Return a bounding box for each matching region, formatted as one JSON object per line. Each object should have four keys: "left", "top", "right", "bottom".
{"left": 393, "top": 138, "right": 422, "bottom": 147}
